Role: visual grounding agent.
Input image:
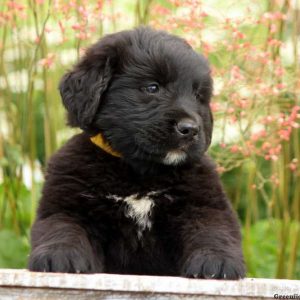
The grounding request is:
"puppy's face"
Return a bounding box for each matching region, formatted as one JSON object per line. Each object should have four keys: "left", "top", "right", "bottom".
{"left": 60, "top": 27, "right": 213, "bottom": 167}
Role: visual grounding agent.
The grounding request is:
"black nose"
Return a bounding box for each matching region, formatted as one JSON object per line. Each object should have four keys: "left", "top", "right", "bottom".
{"left": 175, "top": 119, "right": 199, "bottom": 137}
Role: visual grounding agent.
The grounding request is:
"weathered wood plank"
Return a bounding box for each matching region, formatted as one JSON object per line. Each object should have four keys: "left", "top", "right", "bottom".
{"left": 0, "top": 269, "right": 299, "bottom": 299}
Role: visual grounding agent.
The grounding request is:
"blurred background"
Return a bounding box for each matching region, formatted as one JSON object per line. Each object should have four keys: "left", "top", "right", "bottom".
{"left": 0, "top": 0, "right": 299, "bottom": 279}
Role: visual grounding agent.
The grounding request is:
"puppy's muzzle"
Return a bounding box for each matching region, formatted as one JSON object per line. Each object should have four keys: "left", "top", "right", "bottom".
{"left": 175, "top": 118, "right": 199, "bottom": 140}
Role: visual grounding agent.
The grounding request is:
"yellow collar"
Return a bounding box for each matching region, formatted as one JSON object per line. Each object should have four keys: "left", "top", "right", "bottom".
{"left": 90, "top": 133, "right": 122, "bottom": 158}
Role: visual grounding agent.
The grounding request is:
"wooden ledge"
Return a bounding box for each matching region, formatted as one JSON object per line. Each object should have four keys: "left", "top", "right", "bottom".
{"left": 0, "top": 269, "right": 299, "bottom": 299}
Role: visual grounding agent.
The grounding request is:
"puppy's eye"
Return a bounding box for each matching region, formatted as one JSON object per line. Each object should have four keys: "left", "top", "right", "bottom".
{"left": 145, "top": 83, "right": 159, "bottom": 94}
{"left": 196, "top": 91, "right": 204, "bottom": 100}
{"left": 194, "top": 88, "right": 205, "bottom": 102}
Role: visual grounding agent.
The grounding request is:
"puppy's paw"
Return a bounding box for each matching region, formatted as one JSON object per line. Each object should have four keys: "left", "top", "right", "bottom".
{"left": 181, "top": 250, "right": 245, "bottom": 280}
{"left": 29, "top": 246, "right": 102, "bottom": 274}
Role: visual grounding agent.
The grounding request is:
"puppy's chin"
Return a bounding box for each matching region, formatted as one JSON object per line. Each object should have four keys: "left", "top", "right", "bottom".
{"left": 162, "top": 150, "right": 187, "bottom": 166}
{"left": 161, "top": 146, "right": 206, "bottom": 166}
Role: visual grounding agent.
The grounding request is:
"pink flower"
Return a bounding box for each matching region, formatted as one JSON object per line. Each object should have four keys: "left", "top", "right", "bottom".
{"left": 230, "top": 66, "right": 244, "bottom": 81}
{"left": 274, "top": 67, "right": 284, "bottom": 77}
{"left": 227, "top": 107, "right": 235, "bottom": 114}
{"left": 39, "top": 53, "right": 56, "bottom": 69}
{"left": 71, "top": 23, "right": 82, "bottom": 31}
{"left": 270, "top": 24, "right": 277, "bottom": 33}
{"left": 251, "top": 129, "right": 267, "bottom": 142}
{"left": 278, "top": 128, "right": 292, "bottom": 141}
{"left": 7, "top": 1, "right": 25, "bottom": 10}
{"left": 210, "top": 102, "right": 221, "bottom": 112}
{"left": 230, "top": 145, "right": 239, "bottom": 153}
{"left": 271, "top": 174, "right": 280, "bottom": 186}
{"left": 268, "top": 39, "right": 282, "bottom": 47}
{"left": 232, "top": 30, "right": 246, "bottom": 39}
{"left": 276, "top": 83, "right": 286, "bottom": 89}
{"left": 262, "top": 142, "right": 271, "bottom": 150}
{"left": 289, "top": 159, "right": 298, "bottom": 172}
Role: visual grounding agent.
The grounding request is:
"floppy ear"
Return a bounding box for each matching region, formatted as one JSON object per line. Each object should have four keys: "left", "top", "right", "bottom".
{"left": 59, "top": 38, "right": 117, "bottom": 132}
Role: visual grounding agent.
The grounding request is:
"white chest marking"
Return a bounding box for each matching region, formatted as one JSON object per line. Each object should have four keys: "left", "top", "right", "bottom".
{"left": 107, "top": 192, "right": 156, "bottom": 237}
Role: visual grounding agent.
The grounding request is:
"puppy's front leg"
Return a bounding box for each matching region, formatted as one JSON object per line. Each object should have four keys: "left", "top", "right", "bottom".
{"left": 180, "top": 207, "right": 245, "bottom": 279}
{"left": 28, "top": 214, "right": 104, "bottom": 273}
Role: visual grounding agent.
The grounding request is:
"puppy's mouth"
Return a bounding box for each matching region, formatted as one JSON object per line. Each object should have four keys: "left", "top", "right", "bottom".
{"left": 178, "top": 138, "right": 196, "bottom": 151}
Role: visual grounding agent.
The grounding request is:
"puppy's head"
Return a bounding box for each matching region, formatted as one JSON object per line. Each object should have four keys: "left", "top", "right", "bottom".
{"left": 60, "top": 27, "right": 213, "bottom": 166}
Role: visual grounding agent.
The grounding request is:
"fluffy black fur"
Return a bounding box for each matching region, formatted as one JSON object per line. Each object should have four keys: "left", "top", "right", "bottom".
{"left": 28, "top": 27, "right": 245, "bottom": 279}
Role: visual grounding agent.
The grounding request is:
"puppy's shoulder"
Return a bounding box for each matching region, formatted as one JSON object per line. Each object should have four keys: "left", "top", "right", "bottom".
{"left": 45, "top": 133, "right": 110, "bottom": 176}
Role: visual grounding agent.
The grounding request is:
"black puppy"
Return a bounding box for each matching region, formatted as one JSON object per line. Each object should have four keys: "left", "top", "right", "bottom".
{"left": 29, "top": 27, "right": 245, "bottom": 279}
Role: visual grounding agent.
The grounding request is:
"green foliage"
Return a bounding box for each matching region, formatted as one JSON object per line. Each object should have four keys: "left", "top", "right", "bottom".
{"left": 0, "top": 230, "right": 30, "bottom": 268}
{"left": 243, "top": 220, "right": 300, "bottom": 279}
